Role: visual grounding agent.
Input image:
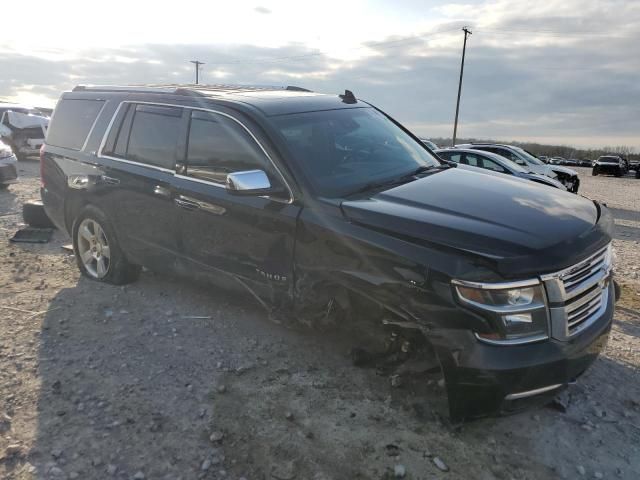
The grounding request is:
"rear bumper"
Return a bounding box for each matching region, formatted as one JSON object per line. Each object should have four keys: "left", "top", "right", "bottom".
{"left": 435, "top": 282, "right": 615, "bottom": 421}
{"left": 40, "top": 186, "right": 68, "bottom": 232}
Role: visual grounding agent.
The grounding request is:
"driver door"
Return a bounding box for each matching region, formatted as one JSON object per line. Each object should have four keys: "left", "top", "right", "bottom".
{"left": 173, "top": 109, "right": 299, "bottom": 305}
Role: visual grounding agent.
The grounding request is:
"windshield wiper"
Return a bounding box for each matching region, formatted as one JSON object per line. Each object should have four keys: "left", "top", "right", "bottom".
{"left": 346, "top": 165, "right": 442, "bottom": 197}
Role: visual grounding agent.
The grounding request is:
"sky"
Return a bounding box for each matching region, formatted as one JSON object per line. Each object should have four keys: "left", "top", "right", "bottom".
{"left": 1, "top": 0, "right": 638, "bottom": 150}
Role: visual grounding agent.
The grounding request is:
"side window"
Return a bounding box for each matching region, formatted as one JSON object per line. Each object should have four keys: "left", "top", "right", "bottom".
{"left": 480, "top": 157, "right": 507, "bottom": 173}
{"left": 46, "top": 99, "right": 105, "bottom": 150}
{"left": 463, "top": 153, "right": 480, "bottom": 167}
{"left": 103, "top": 104, "right": 135, "bottom": 158}
{"left": 503, "top": 150, "right": 525, "bottom": 164}
{"left": 440, "top": 152, "right": 462, "bottom": 163}
{"left": 114, "top": 105, "right": 135, "bottom": 158}
{"left": 185, "top": 110, "right": 271, "bottom": 184}
{"left": 126, "top": 105, "right": 182, "bottom": 169}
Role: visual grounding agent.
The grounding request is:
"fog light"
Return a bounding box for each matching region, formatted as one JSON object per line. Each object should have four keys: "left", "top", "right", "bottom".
{"left": 503, "top": 313, "right": 532, "bottom": 326}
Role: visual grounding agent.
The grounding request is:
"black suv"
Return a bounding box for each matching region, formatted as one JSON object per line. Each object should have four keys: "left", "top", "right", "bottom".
{"left": 41, "top": 85, "right": 617, "bottom": 421}
{"left": 593, "top": 155, "right": 627, "bottom": 177}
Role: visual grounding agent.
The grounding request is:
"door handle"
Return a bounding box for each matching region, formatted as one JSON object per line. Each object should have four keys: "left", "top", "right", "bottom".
{"left": 174, "top": 196, "right": 201, "bottom": 210}
{"left": 153, "top": 185, "right": 171, "bottom": 197}
{"left": 100, "top": 175, "right": 120, "bottom": 186}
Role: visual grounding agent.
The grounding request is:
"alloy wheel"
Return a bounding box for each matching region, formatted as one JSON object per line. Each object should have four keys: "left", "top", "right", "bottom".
{"left": 77, "top": 218, "right": 111, "bottom": 278}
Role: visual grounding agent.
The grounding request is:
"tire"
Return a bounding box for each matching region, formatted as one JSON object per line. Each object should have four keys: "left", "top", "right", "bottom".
{"left": 592, "top": 168, "right": 598, "bottom": 176}
{"left": 636, "top": 170, "right": 640, "bottom": 179}
{"left": 23, "top": 200, "right": 56, "bottom": 228}
{"left": 72, "top": 205, "right": 140, "bottom": 285}
{"left": 614, "top": 169, "right": 622, "bottom": 177}
{"left": 0, "top": 184, "right": 9, "bottom": 190}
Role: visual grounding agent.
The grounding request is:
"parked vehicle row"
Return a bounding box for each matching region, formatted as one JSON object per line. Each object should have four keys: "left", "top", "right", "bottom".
{"left": 455, "top": 143, "right": 581, "bottom": 192}
{"left": 40, "top": 84, "right": 617, "bottom": 421}
{"left": 435, "top": 148, "right": 567, "bottom": 190}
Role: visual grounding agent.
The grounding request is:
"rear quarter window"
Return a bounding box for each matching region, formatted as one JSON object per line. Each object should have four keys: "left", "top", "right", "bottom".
{"left": 46, "top": 99, "right": 105, "bottom": 150}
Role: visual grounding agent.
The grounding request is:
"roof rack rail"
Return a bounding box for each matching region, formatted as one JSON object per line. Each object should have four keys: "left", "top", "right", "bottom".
{"left": 73, "top": 84, "right": 313, "bottom": 95}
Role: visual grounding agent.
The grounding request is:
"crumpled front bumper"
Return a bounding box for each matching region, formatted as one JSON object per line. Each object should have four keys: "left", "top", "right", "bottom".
{"left": 433, "top": 281, "right": 615, "bottom": 422}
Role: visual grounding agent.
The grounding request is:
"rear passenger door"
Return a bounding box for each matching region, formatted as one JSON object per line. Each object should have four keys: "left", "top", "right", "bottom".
{"left": 173, "top": 109, "right": 299, "bottom": 306}
{"left": 99, "top": 103, "right": 186, "bottom": 267}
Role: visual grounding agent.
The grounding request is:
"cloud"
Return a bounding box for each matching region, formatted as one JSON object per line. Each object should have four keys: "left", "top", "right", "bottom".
{"left": 1, "top": 0, "right": 639, "bottom": 149}
{"left": 254, "top": 6, "right": 272, "bottom": 14}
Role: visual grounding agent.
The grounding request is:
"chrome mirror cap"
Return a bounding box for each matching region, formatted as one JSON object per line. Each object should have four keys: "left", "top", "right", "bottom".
{"left": 226, "top": 169, "right": 272, "bottom": 194}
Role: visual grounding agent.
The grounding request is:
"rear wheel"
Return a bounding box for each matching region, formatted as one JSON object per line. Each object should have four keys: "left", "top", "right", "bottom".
{"left": 72, "top": 205, "right": 140, "bottom": 284}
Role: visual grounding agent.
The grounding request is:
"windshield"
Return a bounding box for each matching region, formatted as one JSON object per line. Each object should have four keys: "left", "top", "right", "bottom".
{"left": 273, "top": 108, "right": 440, "bottom": 197}
{"left": 514, "top": 147, "right": 545, "bottom": 165}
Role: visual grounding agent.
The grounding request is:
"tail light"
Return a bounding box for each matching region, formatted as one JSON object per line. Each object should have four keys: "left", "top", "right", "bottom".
{"left": 39, "top": 144, "right": 45, "bottom": 188}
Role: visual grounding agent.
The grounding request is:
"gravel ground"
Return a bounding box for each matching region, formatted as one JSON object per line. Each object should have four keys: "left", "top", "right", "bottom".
{"left": 1, "top": 161, "right": 639, "bottom": 480}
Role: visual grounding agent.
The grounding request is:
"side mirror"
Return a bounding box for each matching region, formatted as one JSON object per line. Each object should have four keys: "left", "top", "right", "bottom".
{"left": 226, "top": 169, "right": 276, "bottom": 196}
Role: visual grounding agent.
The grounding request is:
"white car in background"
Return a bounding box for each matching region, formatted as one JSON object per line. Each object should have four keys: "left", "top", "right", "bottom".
{"left": 456, "top": 143, "right": 581, "bottom": 193}
{"left": 0, "top": 140, "right": 18, "bottom": 189}
{"left": 0, "top": 103, "right": 49, "bottom": 160}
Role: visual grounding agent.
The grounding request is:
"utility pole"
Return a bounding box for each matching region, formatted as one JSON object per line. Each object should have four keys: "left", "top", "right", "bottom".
{"left": 452, "top": 27, "right": 472, "bottom": 147}
{"left": 189, "top": 60, "right": 205, "bottom": 84}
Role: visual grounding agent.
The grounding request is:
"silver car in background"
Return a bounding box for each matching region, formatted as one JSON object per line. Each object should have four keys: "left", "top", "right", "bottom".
{"left": 436, "top": 148, "right": 567, "bottom": 190}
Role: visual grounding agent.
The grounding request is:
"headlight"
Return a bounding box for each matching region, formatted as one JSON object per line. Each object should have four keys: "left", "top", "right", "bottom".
{"left": 0, "top": 148, "right": 13, "bottom": 159}
{"left": 452, "top": 279, "right": 549, "bottom": 345}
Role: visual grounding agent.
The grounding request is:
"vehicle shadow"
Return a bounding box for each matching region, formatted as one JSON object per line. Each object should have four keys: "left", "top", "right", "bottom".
{"left": 607, "top": 207, "right": 640, "bottom": 242}
{"left": 609, "top": 207, "right": 640, "bottom": 223}
{"left": 614, "top": 307, "right": 640, "bottom": 338}
{"left": 24, "top": 274, "right": 640, "bottom": 479}
{"left": 26, "top": 272, "right": 284, "bottom": 479}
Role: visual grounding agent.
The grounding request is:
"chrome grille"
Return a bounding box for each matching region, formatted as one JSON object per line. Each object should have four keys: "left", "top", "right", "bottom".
{"left": 541, "top": 244, "right": 612, "bottom": 340}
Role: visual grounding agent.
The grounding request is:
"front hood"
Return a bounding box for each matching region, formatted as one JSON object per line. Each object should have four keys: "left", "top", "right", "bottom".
{"left": 549, "top": 165, "right": 578, "bottom": 176}
{"left": 522, "top": 173, "right": 566, "bottom": 189}
{"left": 525, "top": 164, "right": 557, "bottom": 178}
{"left": 342, "top": 168, "right": 611, "bottom": 275}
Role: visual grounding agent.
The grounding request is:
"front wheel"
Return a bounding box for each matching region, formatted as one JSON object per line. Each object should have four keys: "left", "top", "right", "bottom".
{"left": 72, "top": 205, "right": 140, "bottom": 284}
{"left": 592, "top": 168, "right": 598, "bottom": 176}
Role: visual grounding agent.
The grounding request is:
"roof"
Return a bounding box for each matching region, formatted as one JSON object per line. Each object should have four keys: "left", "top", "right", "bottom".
{"left": 455, "top": 143, "right": 515, "bottom": 149}
{"left": 71, "top": 84, "right": 367, "bottom": 116}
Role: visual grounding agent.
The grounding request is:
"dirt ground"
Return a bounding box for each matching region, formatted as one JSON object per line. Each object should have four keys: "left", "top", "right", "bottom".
{"left": 1, "top": 161, "right": 639, "bottom": 480}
